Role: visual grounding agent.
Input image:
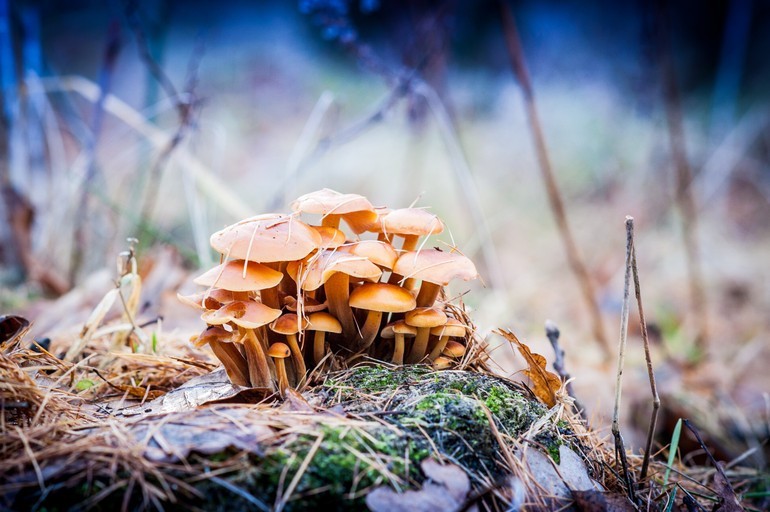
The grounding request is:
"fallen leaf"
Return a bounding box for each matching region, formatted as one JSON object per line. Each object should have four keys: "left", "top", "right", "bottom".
{"left": 496, "top": 329, "right": 561, "bottom": 407}
{"left": 366, "top": 459, "right": 474, "bottom": 512}
{"left": 557, "top": 445, "right": 603, "bottom": 492}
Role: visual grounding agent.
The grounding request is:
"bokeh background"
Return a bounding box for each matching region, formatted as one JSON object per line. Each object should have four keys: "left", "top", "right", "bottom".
{"left": 2, "top": 0, "right": 769, "bottom": 458}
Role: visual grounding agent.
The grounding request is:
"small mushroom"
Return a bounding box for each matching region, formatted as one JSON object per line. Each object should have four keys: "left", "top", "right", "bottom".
{"left": 193, "top": 326, "right": 249, "bottom": 386}
{"left": 442, "top": 340, "right": 466, "bottom": 360}
{"left": 270, "top": 313, "right": 309, "bottom": 385}
{"left": 405, "top": 307, "right": 447, "bottom": 364}
{"left": 380, "top": 320, "right": 417, "bottom": 365}
{"left": 307, "top": 312, "right": 342, "bottom": 365}
{"left": 268, "top": 342, "right": 291, "bottom": 395}
{"left": 349, "top": 283, "right": 416, "bottom": 351}
{"left": 432, "top": 356, "right": 453, "bottom": 370}
{"left": 393, "top": 249, "right": 478, "bottom": 308}
{"left": 381, "top": 208, "right": 444, "bottom": 252}
{"left": 428, "top": 318, "right": 468, "bottom": 361}
{"left": 290, "top": 189, "right": 378, "bottom": 231}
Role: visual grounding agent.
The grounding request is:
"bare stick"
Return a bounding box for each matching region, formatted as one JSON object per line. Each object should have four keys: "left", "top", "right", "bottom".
{"left": 655, "top": 0, "right": 708, "bottom": 356}
{"left": 544, "top": 320, "right": 586, "bottom": 422}
{"left": 499, "top": 1, "right": 610, "bottom": 358}
{"left": 631, "top": 222, "right": 661, "bottom": 483}
{"left": 613, "top": 216, "right": 636, "bottom": 502}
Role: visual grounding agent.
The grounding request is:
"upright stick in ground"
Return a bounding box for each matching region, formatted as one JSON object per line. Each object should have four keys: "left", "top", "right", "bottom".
{"left": 499, "top": 1, "right": 610, "bottom": 359}
{"left": 630, "top": 222, "right": 661, "bottom": 483}
{"left": 544, "top": 320, "right": 586, "bottom": 422}
{"left": 613, "top": 216, "right": 636, "bottom": 503}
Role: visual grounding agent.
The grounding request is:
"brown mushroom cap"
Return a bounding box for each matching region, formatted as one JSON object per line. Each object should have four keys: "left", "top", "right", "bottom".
{"left": 283, "top": 295, "right": 328, "bottom": 313}
{"left": 210, "top": 213, "right": 320, "bottom": 263}
{"left": 381, "top": 208, "right": 444, "bottom": 238}
{"left": 430, "top": 318, "right": 468, "bottom": 338}
{"left": 432, "top": 356, "right": 453, "bottom": 370}
{"left": 443, "top": 340, "right": 466, "bottom": 358}
{"left": 270, "top": 313, "right": 309, "bottom": 336}
{"left": 307, "top": 312, "right": 342, "bottom": 334}
{"left": 312, "top": 226, "right": 347, "bottom": 249}
{"left": 381, "top": 321, "right": 417, "bottom": 338}
{"left": 192, "top": 326, "right": 234, "bottom": 348}
{"left": 194, "top": 260, "right": 283, "bottom": 292}
{"left": 287, "top": 250, "right": 382, "bottom": 291}
{"left": 201, "top": 300, "right": 282, "bottom": 329}
{"left": 349, "top": 283, "right": 417, "bottom": 313}
{"left": 393, "top": 249, "right": 478, "bottom": 286}
{"left": 267, "top": 342, "right": 291, "bottom": 359}
{"left": 342, "top": 240, "right": 398, "bottom": 270}
{"left": 405, "top": 307, "right": 448, "bottom": 328}
{"left": 290, "top": 189, "right": 378, "bottom": 233}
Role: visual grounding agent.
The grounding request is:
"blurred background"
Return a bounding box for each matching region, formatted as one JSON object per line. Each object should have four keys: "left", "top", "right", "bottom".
{"left": 2, "top": 0, "right": 769, "bottom": 462}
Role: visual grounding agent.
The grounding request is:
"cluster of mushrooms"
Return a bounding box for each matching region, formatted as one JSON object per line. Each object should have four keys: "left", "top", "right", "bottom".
{"left": 179, "top": 189, "right": 479, "bottom": 394}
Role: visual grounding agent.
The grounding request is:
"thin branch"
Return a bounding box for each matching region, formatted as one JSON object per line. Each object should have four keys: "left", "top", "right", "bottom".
{"left": 631, "top": 221, "right": 661, "bottom": 483}
{"left": 613, "top": 216, "right": 636, "bottom": 503}
{"left": 499, "top": 1, "right": 610, "bottom": 358}
{"left": 544, "top": 320, "right": 586, "bottom": 422}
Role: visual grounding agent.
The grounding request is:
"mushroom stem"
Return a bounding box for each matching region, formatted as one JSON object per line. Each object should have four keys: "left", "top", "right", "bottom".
{"left": 243, "top": 329, "right": 272, "bottom": 388}
{"left": 416, "top": 282, "right": 441, "bottom": 308}
{"left": 285, "top": 333, "right": 307, "bottom": 384}
{"left": 400, "top": 234, "right": 419, "bottom": 252}
{"left": 357, "top": 311, "right": 383, "bottom": 351}
{"left": 273, "top": 357, "right": 289, "bottom": 395}
{"left": 392, "top": 333, "right": 405, "bottom": 365}
{"left": 209, "top": 340, "right": 249, "bottom": 386}
{"left": 428, "top": 335, "right": 450, "bottom": 361}
{"left": 260, "top": 286, "right": 281, "bottom": 310}
{"left": 406, "top": 328, "right": 431, "bottom": 364}
{"left": 325, "top": 272, "right": 356, "bottom": 340}
{"left": 313, "top": 331, "right": 327, "bottom": 365}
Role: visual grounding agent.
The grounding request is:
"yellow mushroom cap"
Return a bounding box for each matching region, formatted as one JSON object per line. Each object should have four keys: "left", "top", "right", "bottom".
{"left": 443, "top": 340, "right": 466, "bottom": 358}
{"left": 210, "top": 213, "right": 321, "bottom": 263}
{"left": 349, "top": 283, "right": 416, "bottom": 313}
{"left": 405, "top": 307, "right": 447, "bottom": 328}
{"left": 381, "top": 321, "right": 417, "bottom": 338}
{"left": 201, "top": 300, "right": 282, "bottom": 329}
{"left": 268, "top": 342, "right": 291, "bottom": 359}
{"left": 311, "top": 226, "right": 347, "bottom": 249}
{"left": 192, "top": 326, "right": 234, "bottom": 348}
{"left": 432, "top": 356, "right": 453, "bottom": 370}
{"left": 342, "top": 240, "right": 398, "bottom": 269}
{"left": 430, "top": 318, "right": 468, "bottom": 338}
{"left": 194, "top": 260, "right": 283, "bottom": 292}
{"left": 307, "top": 312, "right": 343, "bottom": 334}
{"left": 290, "top": 189, "right": 378, "bottom": 233}
{"left": 381, "top": 208, "right": 444, "bottom": 237}
{"left": 287, "top": 250, "right": 382, "bottom": 291}
{"left": 270, "top": 313, "right": 309, "bottom": 336}
{"left": 393, "top": 249, "right": 478, "bottom": 286}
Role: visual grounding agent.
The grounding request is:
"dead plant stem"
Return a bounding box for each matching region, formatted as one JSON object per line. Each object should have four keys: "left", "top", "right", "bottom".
{"left": 499, "top": 1, "right": 610, "bottom": 358}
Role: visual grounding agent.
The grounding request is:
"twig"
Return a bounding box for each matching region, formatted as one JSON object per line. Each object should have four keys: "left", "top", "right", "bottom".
{"left": 613, "top": 216, "right": 636, "bottom": 503}
{"left": 499, "top": 1, "right": 610, "bottom": 358}
{"left": 544, "top": 320, "right": 586, "bottom": 421}
{"left": 655, "top": 0, "right": 708, "bottom": 356}
{"left": 682, "top": 419, "right": 736, "bottom": 495}
{"left": 631, "top": 220, "right": 661, "bottom": 483}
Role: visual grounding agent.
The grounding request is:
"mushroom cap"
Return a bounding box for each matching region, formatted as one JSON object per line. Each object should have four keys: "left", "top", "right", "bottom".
{"left": 405, "top": 307, "right": 448, "bottom": 328}
{"left": 290, "top": 189, "right": 378, "bottom": 234}
{"left": 270, "top": 313, "right": 309, "bottom": 336}
{"left": 179, "top": 290, "right": 236, "bottom": 310}
{"left": 194, "top": 260, "right": 283, "bottom": 292}
{"left": 287, "top": 250, "right": 382, "bottom": 291}
{"left": 210, "top": 214, "right": 320, "bottom": 263}
{"left": 312, "top": 226, "right": 347, "bottom": 249}
{"left": 201, "top": 300, "right": 282, "bottom": 329}
{"left": 192, "top": 326, "right": 234, "bottom": 348}
{"left": 381, "top": 320, "right": 417, "bottom": 338}
{"left": 283, "top": 295, "right": 328, "bottom": 313}
{"left": 430, "top": 318, "right": 469, "bottom": 338}
{"left": 349, "top": 283, "right": 417, "bottom": 313}
{"left": 268, "top": 342, "right": 291, "bottom": 359}
{"left": 432, "top": 356, "right": 453, "bottom": 370}
{"left": 381, "top": 208, "right": 444, "bottom": 237}
{"left": 393, "top": 249, "right": 478, "bottom": 286}
{"left": 307, "top": 311, "right": 342, "bottom": 334}
{"left": 342, "top": 240, "right": 398, "bottom": 269}
{"left": 443, "top": 340, "right": 466, "bottom": 358}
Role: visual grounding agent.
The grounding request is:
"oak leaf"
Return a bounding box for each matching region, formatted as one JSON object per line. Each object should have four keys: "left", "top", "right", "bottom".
{"left": 496, "top": 329, "right": 561, "bottom": 407}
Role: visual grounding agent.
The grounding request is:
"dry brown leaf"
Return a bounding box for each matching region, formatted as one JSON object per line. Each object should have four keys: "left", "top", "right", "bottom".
{"left": 496, "top": 329, "right": 561, "bottom": 407}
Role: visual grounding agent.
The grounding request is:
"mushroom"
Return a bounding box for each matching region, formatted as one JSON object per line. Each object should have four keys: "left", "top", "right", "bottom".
{"left": 287, "top": 250, "right": 381, "bottom": 341}
{"left": 405, "top": 307, "right": 447, "bottom": 364}
{"left": 194, "top": 259, "right": 283, "bottom": 302}
{"left": 349, "top": 283, "right": 416, "bottom": 351}
{"left": 442, "top": 340, "right": 466, "bottom": 361}
{"left": 270, "top": 313, "right": 309, "bottom": 385}
{"left": 381, "top": 208, "right": 444, "bottom": 252}
{"left": 432, "top": 356, "right": 453, "bottom": 370}
{"left": 290, "top": 188, "right": 377, "bottom": 231}
{"left": 428, "top": 318, "right": 468, "bottom": 361}
{"left": 283, "top": 295, "right": 327, "bottom": 313}
{"left": 311, "top": 225, "right": 347, "bottom": 249}
{"left": 193, "top": 326, "right": 249, "bottom": 386}
{"left": 341, "top": 240, "right": 398, "bottom": 277}
{"left": 380, "top": 320, "right": 417, "bottom": 365}
{"left": 268, "top": 342, "right": 291, "bottom": 395}
{"left": 393, "top": 249, "right": 478, "bottom": 308}
{"left": 307, "top": 312, "right": 342, "bottom": 365}
{"left": 201, "top": 300, "right": 281, "bottom": 388}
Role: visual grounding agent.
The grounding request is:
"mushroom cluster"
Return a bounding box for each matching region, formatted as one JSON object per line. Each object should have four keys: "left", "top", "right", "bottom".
{"left": 180, "top": 189, "right": 479, "bottom": 393}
